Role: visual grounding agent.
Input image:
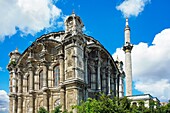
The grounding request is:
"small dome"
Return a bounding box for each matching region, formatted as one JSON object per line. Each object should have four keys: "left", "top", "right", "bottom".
{"left": 14, "top": 47, "right": 19, "bottom": 53}
{"left": 9, "top": 47, "right": 21, "bottom": 58}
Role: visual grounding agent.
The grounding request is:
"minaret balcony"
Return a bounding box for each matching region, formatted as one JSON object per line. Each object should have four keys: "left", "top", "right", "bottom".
{"left": 123, "top": 42, "right": 133, "bottom": 53}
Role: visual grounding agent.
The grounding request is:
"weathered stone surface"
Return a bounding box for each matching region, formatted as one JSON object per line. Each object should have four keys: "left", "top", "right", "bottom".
{"left": 7, "top": 13, "right": 122, "bottom": 113}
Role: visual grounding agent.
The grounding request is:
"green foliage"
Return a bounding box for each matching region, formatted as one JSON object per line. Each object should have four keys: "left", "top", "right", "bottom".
{"left": 159, "top": 101, "right": 170, "bottom": 113}
{"left": 52, "top": 105, "right": 72, "bottom": 113}
{"left": 52, "top": 105, "right": 62, "bottom": 113}
{"left": 38, "top": 97, "right": 170, "bottom": 113}
{"left": 74, "top": 94, "right": 133, "bottom": 113}
{"left": 74, "top": 93, "right": 170, "bottom": 113}
{"left": 38, "top": 107, "right": 49, "bottom": 113}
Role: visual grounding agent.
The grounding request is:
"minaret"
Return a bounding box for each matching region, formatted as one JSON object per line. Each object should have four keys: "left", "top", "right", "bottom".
{"left": 123, "top": 18, "right": 133, "bottom": 96}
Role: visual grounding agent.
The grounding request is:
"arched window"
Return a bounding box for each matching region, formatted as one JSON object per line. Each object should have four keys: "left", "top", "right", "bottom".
{"left": 39, "top": 70, "right": 43, "bottom": 89}
{"left": 53, "top": 65, "right": 60, "bottom": 87}
{"left": 27, "top": 75, "right": 29, "bottom": 92}
{"left": 54, "top": 99, "right": 60, "bottom": 107}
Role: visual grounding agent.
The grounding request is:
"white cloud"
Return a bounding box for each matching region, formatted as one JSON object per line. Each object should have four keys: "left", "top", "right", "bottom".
{"left": 0, "top": 90, "right": 9, "bottom": 113}
{"left": 113, "top": 28, "right": 170, "bottom": 101}
{"left": 0, "top": 0, "right": 62, "bottom": 41}
{"left": 116, "top": 0, "right": 150, "bottom": 17}
{"left": 135, "top": 79, "right": 170, "bottom": 101}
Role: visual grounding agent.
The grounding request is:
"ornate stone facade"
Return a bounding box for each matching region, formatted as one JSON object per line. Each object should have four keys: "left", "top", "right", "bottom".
{"left": 7, "top": 12, "right": 124, "bottom": 113}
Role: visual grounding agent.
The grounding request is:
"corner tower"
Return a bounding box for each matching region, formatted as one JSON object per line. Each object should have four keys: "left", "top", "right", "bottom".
{"left": 123, "top": 18, "right": 133, "bottom": 96}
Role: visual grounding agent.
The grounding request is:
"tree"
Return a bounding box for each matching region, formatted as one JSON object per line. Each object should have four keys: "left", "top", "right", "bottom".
{"left": 52, "top": 105, "right": 72, "bottom": 113}
{"left": 74, "top": 93, "right": 168, "bottom": 113}
{"left": 38, "top": 107, "right": 49, "bottom": 113}
{"left": 38, "top": 96, "right": 170, "bottom": 113}
{"left": 51, "top": 105, "right": 62, "bottom": 113}
{"left": 74, "top": 94, "right": 134, "bottom": 113}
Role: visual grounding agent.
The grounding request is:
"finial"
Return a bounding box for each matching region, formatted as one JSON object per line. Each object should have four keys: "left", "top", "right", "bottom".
{"left": 72, "top": 9, "right": 76, "bottom": 16}
{"left": 15, "top": 47, "right": 19, "bottom": 52}
{"left": 72, "top": 9, "right": 75, "bottom": 14}
{"left": 126, "top": 17, "right": 129, "bottom": 26}
{"left": 116, "top": 55, "right": 120, "bottom": 62}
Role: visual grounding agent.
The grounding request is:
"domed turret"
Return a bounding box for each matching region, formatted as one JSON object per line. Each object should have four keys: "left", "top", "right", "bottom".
{"left": 8, "top": 48, "right": 21, "bottom": 68}
{"left": 64, "top": 11, "right": 84, "bottom": 35}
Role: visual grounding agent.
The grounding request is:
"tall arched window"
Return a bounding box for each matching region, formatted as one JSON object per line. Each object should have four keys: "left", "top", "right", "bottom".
{"left": 53, "top": 65, "right": 60, "bottom": 87}
{"left": 27, "top": 75, "right": 29, "bottom": 92}
{"left": 39, "top": 70, "right": 43, "bottom": 89}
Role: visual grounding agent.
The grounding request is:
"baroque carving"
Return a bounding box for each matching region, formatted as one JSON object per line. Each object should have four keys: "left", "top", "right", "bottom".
{"left": 66, "top": 71, "right": 73, "bottom": 79}
{"left": 66, "top": 49, "right": 73, "bottom": 67}
{"left": 67, "top": 60, "right": 73, "bottom": 67}
{"left": 67, "top": 90, "right": 75, "bottom": 109}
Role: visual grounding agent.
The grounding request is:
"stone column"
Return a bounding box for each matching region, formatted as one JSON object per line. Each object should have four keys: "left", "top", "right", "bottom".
{"left": 9, "top": 70, "right": 13, "bottom": 113}
{"left": 9, "top": 71, "right": 13, "bottom": 93}
{"left": 48, "top": 68, "right": 53, "bottom": 87}
{"left": 60, "top": 88, "right": 65, "bottom": 111}
{"left": 119, "top": 75, "right": 124, "bottom": 97}
{"left": 116, "top": 73, "right": 120, "bottom": 97}
{"left": 23, "top": 75, "right": 27, "bottom": 93}
{"left": 85, "top": 57, "right": 88, "bottom": 84}
{"left": 59, "top": 53, "right": 65, "bottom": 111}
{"left": 59, "top": 54, "right": 64, "bottom": 83}
{"left": 17, "top": 68, "right": 22, "bottom": 113}
{"left": 97, "top": 60, "right": 101, "bottom": 91}
{"left": 102, "top": 69, "right": 107, "bottom": 93}
{"left": 17, "top": 69, "right": 22, "bottom": 93}
{"left": 42, "top": 62, "right": 48, "bottom": 88}
{"left": 28, "top": 63, "right": 34, "bottom": 113}
{"left": 22, "top": 97, "right": 26, "bottom": 113}
{"left": 12, "top": 69, "right": 16, "bottom": 93}
{"left": 42, "top": 62, "right": 49, "bottom": 111}
{"left": 107, "top": 67, "right": 111, "bottom": 95}
{"left": 43, "top": 92, "right": 48, "bottom": 111}
{"left": 17, "top": 96, "right": 22, "bottom": 113}
{"left": 12, "top": 96, "right": 16, "bottom": 113}
{"left": 28, "top": 66, "right": 34, "bottom": 91}
{"left": 11, "top": 69, "right": 17, "bottom": 113}
{"left": 29, "top": 95, "right": 35, "bottom": 113}
{"left": 84, "top": 57, "right": 88, "bottom": 100}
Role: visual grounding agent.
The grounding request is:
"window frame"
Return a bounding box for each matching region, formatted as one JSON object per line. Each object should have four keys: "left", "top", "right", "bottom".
{"left": 53, "top": 65, "right": 60, "bottom": 87}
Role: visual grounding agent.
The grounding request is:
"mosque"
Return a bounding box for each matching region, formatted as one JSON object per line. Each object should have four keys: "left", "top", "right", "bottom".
{"left": 7, "top": 12, "right": 159, "bottom": 113}
{"left": 7, "top": 12, "right": 125, "bottom": 113}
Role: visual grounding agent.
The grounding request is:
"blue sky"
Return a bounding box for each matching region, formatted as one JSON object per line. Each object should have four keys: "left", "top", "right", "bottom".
{"left": 0, "top": 0, "right": 170, "bottom": 112}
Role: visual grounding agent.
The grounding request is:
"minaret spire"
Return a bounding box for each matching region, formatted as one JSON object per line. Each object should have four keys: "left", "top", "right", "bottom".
{"left": 123, "top": 18, "right": 133, "bottom": 96}
{"left": 126, "top": 18, "right": 129, "bottom": 26}
{"left": 124, "top": 18, "right": 131, "bottom": 44}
